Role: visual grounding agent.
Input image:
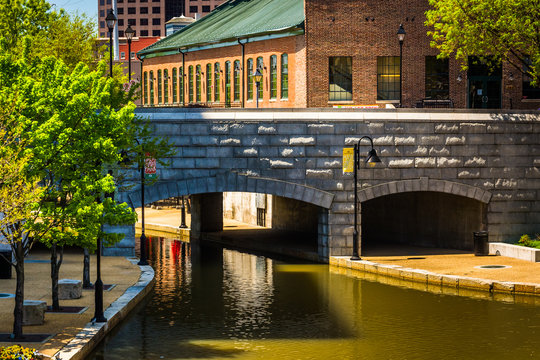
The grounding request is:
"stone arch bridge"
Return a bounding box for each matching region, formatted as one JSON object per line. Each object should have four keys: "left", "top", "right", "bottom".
{"left": 105, "top": 109, "right": 540, "bottom": 262}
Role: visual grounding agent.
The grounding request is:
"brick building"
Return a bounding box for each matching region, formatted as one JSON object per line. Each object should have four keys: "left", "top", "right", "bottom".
{"left": 138, "top": 0, "right": 540, "bottom": 110}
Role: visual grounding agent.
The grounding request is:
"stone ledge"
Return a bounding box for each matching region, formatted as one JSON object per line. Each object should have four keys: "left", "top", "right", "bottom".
{"left": 330, "top": 256, "right": 540, "bottom": 298}
{"left": 54, "top": 260, "right": 155, "bottom": 360}
{"left": 489, "top": 242, "right": 540, "bottom": 262}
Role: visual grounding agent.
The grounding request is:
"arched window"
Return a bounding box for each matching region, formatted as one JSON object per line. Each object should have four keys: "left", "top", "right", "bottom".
{"left": 214, "top": 63, "right": 220, "bottom": 102}
{"left": 164, "top": 69, "right": 169, "bottom": 104}
{"left": 172, "top": 68, "right": 177, "bottom": 103}
{"left": 206, "top": 63, "right": 212, "bottom": 103}
{"left": 281, "top": 54, "right": 288, "bottom": 99}
{"left": 196, "top": 65, "right": 202, "bottom": 102}
{"left": 157, "top": 69, "right": 162, "bottom": 104}
{"left": 149, "top": 71, "right": 154, "bottom": 105}
{"left": 256, "top": 57, "right": 264, "bottom": 100}
{"left": 225, "top": 61, "right": 231, "bottom": 106}
{"left": 247, "top": 59, "right": 253, "bottom": 101}
{"left": 143, "top": 71, "right": 148, "bottom": 105}
{"left": 270, "top": 55, "right": 277, "bottom": 99}
{"left": 233, "top": 60, "right": 240, "bottom": 102}
{"left": 179, "top": 67, "right": 184, "bottom": 105}
{"left": 188, "top": 65, "right": 194, "bottom": 103}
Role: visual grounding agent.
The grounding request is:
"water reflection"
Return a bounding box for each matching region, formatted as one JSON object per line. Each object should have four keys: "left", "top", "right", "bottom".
{"left": 88, "top": 238, "right": 539, "bottom": 360}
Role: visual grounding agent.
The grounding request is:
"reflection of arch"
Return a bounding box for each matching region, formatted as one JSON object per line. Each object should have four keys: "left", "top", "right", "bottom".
{"left": 123, "top": 172, "right": 334, "bottom": 209}
{"left": 357, "top": 178, "right": 491, "bottom": 204}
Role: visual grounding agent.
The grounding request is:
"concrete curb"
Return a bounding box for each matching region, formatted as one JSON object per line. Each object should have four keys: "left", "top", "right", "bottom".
{"left": 330, "top": 256, "right": 540, "bottom": 299}
{"left": 135, "top": 222, "right": 190, "bottom": 239}
{"left": 53, "top": 259, "right": 155, "bottom": 360}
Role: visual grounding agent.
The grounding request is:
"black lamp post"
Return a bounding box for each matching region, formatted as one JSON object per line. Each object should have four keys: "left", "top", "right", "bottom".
{"left": 179, "top": 196, "right": 187, "bottom": 228}
{"left": 135, "top": 139, "right": 148, "bottom": 266}
{"left": 397, "top": 24, "right": 406, "bottom": 107}
{"left": 351, "top": 136, "right": 381, "bottom": 261}
{"left": 106, "top": 10, "right": 117, "bottom": 78}
{"left": 125, "top": 25, "right": 135, "bottom": 82}
{"left": 253, "top": 67, "right": 263, "bottom": 108}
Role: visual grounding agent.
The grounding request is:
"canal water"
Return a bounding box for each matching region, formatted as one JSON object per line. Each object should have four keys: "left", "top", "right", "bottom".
{"left": 88, "top": 238, "right": 539, "bottom": 359}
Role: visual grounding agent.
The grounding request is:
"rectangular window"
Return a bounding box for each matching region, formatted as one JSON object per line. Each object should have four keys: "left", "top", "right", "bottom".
{"left": 119, "top": 30, "right": 124, "bottom": 37}
{"left": 118, "top": 19, "right": 124, "bottom": 26}
{"left": 172, "top": 68, "right": 177, "bottom": 103}
{"left": 120, "top": 52, "right": 125, "bottom": 60}
{"left": 270, "top": 55, "right": 277, "bottom": 99}
{"left": 196, "top": 65, "right": 202, "bottom": 102}
{"left": 152, "top": 18, "right": 161, "bottom": 25}
{"left": 190, "top": 6, "right": 198, "bottom": 13}
{"left": 523, "top": 58, "right": 540, "bottom": 99}
{"left": 117, "top": 7, "right": 124, "bottom": 14}
{"left": 188, "top": 66, "right": 194, "bottom": 103}
{"left": 128, "top": 7, "right": 136, "bottom": 14}
{"left": 127, "top": 19, "right": 135, "bottom": 26}
{"left": 100, "top": 0, "right": 104, "bottom": 5}
{"left": 131, "top": 52, "right": 135, "bottom": 59}
{"left": 100, "top": 9, "right": 104, "bottom": 17}
{"left": 140, "top": 0, "right": 147, "bottom": 2}
{"left": 206, "top": 64, "right": 212, "bottom": 102}
{"left": 100, "top": 21, "right": 105, "bottom": 28}
{"left": 214, "top": 63, "right": 220, "bottom": 102}
{"left": 247, "top": 59, "right": 253, "bottom": 100}
{"left": 180, "top": 66, "right": 185, "bottom": 104}
{"left": 256, "top": 57, "right": 263, "bottom": 100}
{"left": 152, "top": 29, "right": 161, "bottom": 36}
{"left": 140, "top": 30, "right": 149, "bottom": 36}
{"left": 128, "top": 0, "right": 135, "bottom": 2}
{"left": 377, "top": 56, "right": 400, "bottom": 101}
{"left": 144, "top": 72, "right": 148, "bottom": 105}
{"left": 233, "top": 60, "right": 240, "bottom": 101}
{"left": 164, "top": 69, "right": 169, "bottom": 104}
{"left": 152, "top": 6, "right": 160, "bottom": 13}
{"left": 149, "top": 71, "right": 154, "bottom": 105}
{"left": 425, "top": 56, "right": 449, "bottom": 99}
{"left": 140, "top": 18, "right": 148, "bottom": 26}
{"left": 157, "top": 70, "right": 162, "bottom": 104}
{"left": 140, "top": 7, "right": 148, "bottom": 14}
{"left": 202, "top": 6, "right": 210, "bottom": 12}
{"left": 225, "top": 61, "right": 231, "bottom": 106}
{"left": 329, "top": 56, "right": 352, "bottom": 101}
{"left": 117, "top": 0, "right": 123, "bottom": 2}
{"left": 281, "top": 54, "right": 288, "bottom": 99}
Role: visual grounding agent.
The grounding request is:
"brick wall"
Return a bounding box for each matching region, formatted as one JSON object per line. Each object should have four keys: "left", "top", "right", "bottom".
{"left": 142, "top": 35, "right": 306, "bottom": 108}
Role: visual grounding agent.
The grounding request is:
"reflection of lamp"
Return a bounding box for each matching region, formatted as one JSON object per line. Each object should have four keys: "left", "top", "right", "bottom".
{"left": 457, "top": 74, "right": 463, "bottom": 82}
{"left": 351, "top": 136, "right": 381, "bottom": 261}
{"left": 509, "top": 73, "right": 514, "bottom": 81}
{"left": 397, "top": 24, "right": 406, "bottom": 107}
{"left": 253, "top": 67, "right": 263, "bottom": 108}
{"left": 234, "top": 62, "right": 241, "bottom": 73}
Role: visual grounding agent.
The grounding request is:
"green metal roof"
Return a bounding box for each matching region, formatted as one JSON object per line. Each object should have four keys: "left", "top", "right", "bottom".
{"left": 138, "top": 0, "right": 304, "bottom": 57}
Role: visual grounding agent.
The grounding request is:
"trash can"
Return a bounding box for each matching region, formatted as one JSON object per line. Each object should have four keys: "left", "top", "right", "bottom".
{"left": 0, "top": 250, "right": 12, "bottom": 279}
{"left": 473, "top": 231, "right": 489, "bottom": 256}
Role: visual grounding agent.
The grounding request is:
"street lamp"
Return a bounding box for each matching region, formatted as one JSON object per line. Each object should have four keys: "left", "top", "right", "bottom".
{"left": 397, "top": 24, "right": 406, "bottom": 107}
{"left": 135, "top": 139, "right": 149, "bottom": 266}
{"left": 125, "top": 25, "right": 135, "bottom": 82}
{"left": 253, "top": 67, "right": 263, "bottom": 108}
{"left": 106, "top": 10, "right": 117, "bottom": 78}
{"left": 351, "top": 136, "right": 381, "bottom": 261}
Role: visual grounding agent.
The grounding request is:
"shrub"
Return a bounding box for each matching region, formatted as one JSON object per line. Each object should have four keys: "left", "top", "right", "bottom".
{"left": 0, "top": 345, "right": 39, "bottom": 360}
{"left": 517, "top": 234, "right": 540, "bottom": 249}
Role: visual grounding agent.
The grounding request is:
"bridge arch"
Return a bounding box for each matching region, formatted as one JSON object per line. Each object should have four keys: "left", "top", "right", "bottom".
{"left": 122, "top": 171, "right": 335, "bottom": 210}
{"left": 357, "top": 178, "right": 492, "bottom": 204}
{"left": 359, "top": 178, "right": 491, "bottom": 253}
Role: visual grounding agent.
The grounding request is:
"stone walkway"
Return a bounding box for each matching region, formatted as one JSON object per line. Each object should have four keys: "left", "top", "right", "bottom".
{"left": 0, "top": 250, "right": 147, "bottom": 359}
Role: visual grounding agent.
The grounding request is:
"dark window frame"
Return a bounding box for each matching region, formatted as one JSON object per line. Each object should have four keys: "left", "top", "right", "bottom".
{"left": 329, "top": 56, "right": 353, "bottom": 101}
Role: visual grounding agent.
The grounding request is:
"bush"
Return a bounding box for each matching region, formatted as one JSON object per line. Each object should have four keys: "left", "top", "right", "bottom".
{"left": 0, "top": 345, "right": 39, "bottom": 360}
{"left": 517, "top": 234, "right": 540, "bottom": 249}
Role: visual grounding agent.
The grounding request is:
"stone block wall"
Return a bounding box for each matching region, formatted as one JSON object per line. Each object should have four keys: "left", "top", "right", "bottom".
{"left": 114, "top": 108, "right": 540, "bottom": 259}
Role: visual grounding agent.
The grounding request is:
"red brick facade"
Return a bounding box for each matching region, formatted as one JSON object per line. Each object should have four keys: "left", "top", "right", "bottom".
{"left": 304, "top": 0, "right": 539, "bottom": 110}
{"left": 142, "top": 36, "right": 306, "bottom": 108}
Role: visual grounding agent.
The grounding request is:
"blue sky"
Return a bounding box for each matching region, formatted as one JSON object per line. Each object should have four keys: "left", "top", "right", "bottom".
{"left": 54, "top": 0, "right": 97, "bottom": 18}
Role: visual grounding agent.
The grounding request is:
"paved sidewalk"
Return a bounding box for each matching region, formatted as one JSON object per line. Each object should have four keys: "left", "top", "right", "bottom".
{"left": 0, "top": 249, "right": 141, "bottom": 358}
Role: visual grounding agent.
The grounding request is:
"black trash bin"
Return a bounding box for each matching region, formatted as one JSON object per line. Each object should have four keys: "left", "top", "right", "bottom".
{"left": 473, "top": 231, "right": 489, "bottom": 256}
{"left": 0, "top": 250, "right": 12, "bottom": 279}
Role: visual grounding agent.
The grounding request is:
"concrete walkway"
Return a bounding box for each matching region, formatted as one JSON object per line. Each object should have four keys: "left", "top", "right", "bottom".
{"left": 0, "top": 250, "right": 152, "bottom": 359}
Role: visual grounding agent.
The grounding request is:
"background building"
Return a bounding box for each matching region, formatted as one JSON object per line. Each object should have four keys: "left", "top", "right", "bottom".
{"left": 98, "top": 0, "right": 225, "bottom": 38}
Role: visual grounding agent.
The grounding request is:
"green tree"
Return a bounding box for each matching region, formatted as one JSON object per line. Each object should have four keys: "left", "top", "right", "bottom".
{"left": 425, "top": 0, "right": 540, "bottom": 85}
{"left": 0, "top": 0, "right": 99, "bottom": 68}
{"left": 0, "top": 50, "right": 150, "bottom": 336}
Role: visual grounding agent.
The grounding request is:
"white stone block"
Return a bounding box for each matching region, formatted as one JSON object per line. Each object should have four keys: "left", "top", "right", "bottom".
{"left": 23, "top": 300, "right": 46, "bottom": 325}
{"left": 59, "top": 279, "right": 82, "bottom": 300}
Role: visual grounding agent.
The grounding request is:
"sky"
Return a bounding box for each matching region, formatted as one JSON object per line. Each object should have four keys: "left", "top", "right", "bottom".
{"left": 54, "top": 0, "right": 98, "bottom": 18}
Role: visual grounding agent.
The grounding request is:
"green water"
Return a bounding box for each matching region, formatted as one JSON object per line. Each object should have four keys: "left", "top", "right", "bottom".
{"left": 87, "top": 239, "right": 539, "bottom": 359}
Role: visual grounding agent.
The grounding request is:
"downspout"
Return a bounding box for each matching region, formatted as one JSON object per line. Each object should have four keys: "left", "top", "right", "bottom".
{"left": 238, "top": 38, "right": 245, "bottom": 108}
{"left": 137, "top": 54, "right": 144, "bottom": 106}
{"left": 179, "top": 48, "right": 186, "bottom": 107}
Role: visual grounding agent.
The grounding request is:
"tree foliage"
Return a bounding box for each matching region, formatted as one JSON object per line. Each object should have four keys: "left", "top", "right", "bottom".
{"left": 425, "top": 0, "right": 540, "bottom": 85}
{"left": 0, "top": 0, "right": 98, "bottom": 68}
